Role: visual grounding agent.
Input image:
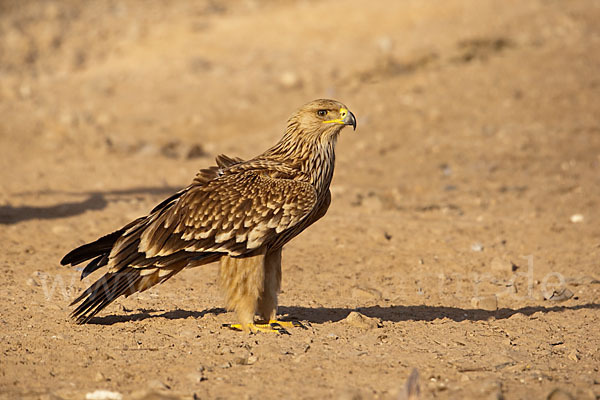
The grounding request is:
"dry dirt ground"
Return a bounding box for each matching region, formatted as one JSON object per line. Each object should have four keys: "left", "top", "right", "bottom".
{"left": 1, "top": 1, "right": 600, "bottom": 399}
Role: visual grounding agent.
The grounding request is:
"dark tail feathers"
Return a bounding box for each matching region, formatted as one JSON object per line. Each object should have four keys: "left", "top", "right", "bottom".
{"left": 69, "top": 268, "right": 144, "bottom": 324}
{"left": 61, "top": 218, "right": 144, "bottom": 280}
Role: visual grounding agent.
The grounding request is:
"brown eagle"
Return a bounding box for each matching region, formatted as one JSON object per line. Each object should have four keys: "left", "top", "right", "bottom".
{"left": 61, "top": 99, "right": 356, "bottom": 333}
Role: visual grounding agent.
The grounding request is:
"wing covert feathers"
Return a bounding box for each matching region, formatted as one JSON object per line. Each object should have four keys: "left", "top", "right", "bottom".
{"left": 139, "top": 170, "right": 317, "bottom": 258}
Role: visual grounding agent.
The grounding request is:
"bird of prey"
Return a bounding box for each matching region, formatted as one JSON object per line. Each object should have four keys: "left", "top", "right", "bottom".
{"left": 61, "top": 99, "right": 356, "bottom": 333}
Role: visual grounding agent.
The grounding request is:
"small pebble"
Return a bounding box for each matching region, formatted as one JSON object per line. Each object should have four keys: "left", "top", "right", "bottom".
{"left": 342, "top": 311, "right": 381, "bottom": 329}
{"left": 233, "top": 354, "right": 257, "bottom": 365}
{"left": 85, "top": 390, "right": 122, "bottom": 400}
{"left": 567, "top": 350, "right": 580, "bottom": 362}
{"left": 471, "top": 242, "right": 484, "bottom": 252}
{"left": 246, "top": 355, "right": 258, "bottom": 365}
{"left": 471, "top": 295, "right": 498, "bottom": 311}
{"left": 570, "top": 214, "right": 584, "bottom": 223}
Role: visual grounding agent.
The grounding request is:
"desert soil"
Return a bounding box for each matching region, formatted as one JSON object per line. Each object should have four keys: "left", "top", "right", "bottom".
{"left": 1, "top": 0, "right": 599, "bottom": 399}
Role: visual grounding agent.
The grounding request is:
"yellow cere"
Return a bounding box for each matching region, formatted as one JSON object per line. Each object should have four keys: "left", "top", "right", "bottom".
{"left": 323, "top": 107, "right": 349, "bottom": 124}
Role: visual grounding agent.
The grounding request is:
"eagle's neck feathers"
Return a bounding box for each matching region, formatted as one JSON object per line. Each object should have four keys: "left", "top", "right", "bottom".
{"left": 260, "top": 126, "right": 338, "bottom": 196}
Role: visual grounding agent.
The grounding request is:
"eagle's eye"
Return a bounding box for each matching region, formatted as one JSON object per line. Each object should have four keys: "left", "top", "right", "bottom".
{"left": 317, "top": 110, "right": 328, "bottom": 117}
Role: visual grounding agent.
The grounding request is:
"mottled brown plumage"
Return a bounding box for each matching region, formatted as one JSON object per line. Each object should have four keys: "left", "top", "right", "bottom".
{"left": 61, "top": 99, "right": 356, "bottom": 329}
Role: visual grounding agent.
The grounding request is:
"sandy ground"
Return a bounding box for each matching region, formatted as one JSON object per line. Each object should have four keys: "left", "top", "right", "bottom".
{"left": 1, "top": 0, "right": 600, "bottom": 399}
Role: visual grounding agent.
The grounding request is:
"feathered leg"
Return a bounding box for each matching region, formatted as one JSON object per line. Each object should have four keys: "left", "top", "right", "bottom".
{"left": 220, "top": 248, "right": 304, "bottom": 334}
{"left": 257, "top": 248, "right": 282, "bottom": 322}
{"left": 219, "top": 250, "right": 265, "bottom": 331}
{"left": 258, "top": 248, "right": 306, "bottom": 332}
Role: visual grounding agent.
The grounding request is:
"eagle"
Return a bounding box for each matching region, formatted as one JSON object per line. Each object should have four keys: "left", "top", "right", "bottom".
{"left": 61, "top": 99, "right": 356, "bottom": 333}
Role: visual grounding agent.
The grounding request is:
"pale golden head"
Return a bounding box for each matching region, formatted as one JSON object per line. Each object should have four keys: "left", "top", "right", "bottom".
{"left": 286, "top": 99, "right": 356, "bottom": 140}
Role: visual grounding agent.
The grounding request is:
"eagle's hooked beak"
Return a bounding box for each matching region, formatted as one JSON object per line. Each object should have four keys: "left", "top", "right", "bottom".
{"left": 324, "top": 107, "right": 357, "bottom": 130}
{"left": 341, "top": 108, "right": 357, "bottom": 131}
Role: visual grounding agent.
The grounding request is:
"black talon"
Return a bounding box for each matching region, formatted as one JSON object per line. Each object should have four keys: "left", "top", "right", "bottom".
{"left": 270, "top": 322, "right": 291, "bottom": 335}
{"left": 292, "top": 321, "right": 308, "bottom": 329}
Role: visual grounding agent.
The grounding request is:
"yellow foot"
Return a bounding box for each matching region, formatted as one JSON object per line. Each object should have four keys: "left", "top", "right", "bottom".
{"left": 223, "top": 320, "right": 307, "bottom": 335}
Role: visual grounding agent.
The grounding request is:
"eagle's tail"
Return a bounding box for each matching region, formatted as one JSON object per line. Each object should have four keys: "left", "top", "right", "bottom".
{"left": 68, "top": 251, "right": 221, "bottom": 324}
{"left": 61, "top": 218, "right": 145, "bottom": 280}
{"left": 69, "top": 267, "right": 146, "bottom": 324}
{"left": 62, "top": 214, "right": 220, "bottom": 323}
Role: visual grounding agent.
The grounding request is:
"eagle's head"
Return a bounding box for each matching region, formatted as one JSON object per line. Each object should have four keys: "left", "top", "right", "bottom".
{"left": 286, "top": 99, "right": 356, "bottom": 141}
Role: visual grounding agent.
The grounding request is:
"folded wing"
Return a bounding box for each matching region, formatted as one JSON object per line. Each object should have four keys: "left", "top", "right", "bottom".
{"left": 135, "top": 170, "right": 317, "bottom": 263}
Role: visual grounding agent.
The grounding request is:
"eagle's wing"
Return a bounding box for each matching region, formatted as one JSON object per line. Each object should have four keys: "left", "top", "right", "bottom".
{"left": 215, "top": 154, "right": 244, "bottom": 168}
{"left": 107, "top": 168, "right": 316, "bottom": 272}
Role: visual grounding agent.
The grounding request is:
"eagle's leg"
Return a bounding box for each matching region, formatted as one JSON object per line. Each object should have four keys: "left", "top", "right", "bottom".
{"left": 256, "top": 248, "right": 307, "bottom": 331}
{"left": 256, "top": 247, "right": 282, "bottom": 322}
{"left": 219, "top": 250, "right": 264, "bottom": 332}
{"left": 220, "top": 248, "right": 304, "bottom": 334}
